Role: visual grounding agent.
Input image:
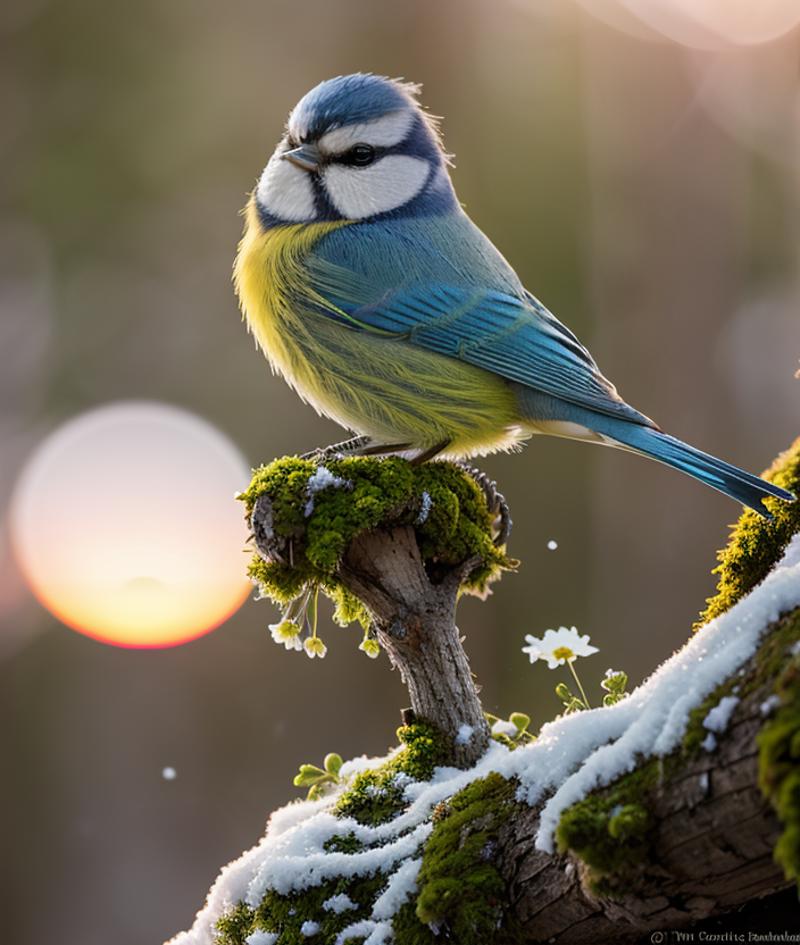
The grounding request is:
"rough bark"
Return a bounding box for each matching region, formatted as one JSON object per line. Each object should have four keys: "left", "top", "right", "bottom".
{"left": 339, "top": 525, "right": 490, "bottom": 767}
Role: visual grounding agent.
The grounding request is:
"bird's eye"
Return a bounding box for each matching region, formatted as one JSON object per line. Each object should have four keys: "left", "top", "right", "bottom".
{"left": 344, "top": 144, "right": 376, "bottom": 167}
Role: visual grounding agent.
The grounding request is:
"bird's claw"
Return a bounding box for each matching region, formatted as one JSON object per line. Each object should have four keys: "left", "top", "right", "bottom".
{"left": 300, "top": 435, "right": 372, "bottom": 463}
{"left": 457, "top": 463, "right": 512, "bottom": 547}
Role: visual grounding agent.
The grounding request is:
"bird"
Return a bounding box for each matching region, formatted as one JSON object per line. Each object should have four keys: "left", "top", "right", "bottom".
{"left": 234, "top": 73, "right": 795, "bottom": 519}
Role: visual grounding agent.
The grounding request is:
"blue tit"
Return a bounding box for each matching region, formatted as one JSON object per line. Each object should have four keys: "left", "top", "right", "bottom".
{"left": 234, "top": 73, "right": 794, "bottom": 518}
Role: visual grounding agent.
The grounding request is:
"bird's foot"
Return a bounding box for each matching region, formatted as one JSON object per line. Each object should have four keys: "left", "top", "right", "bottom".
{"left": 300, "top": 435, "right": 372, "bottom": 462}
{"left": 301, "top": 436, "right": 414, "bottom": 462}
{"left": 456, "top": 462, "right": 512, "bottom": 547}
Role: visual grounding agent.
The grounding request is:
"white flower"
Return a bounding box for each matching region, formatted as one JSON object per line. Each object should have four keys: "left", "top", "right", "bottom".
{"left": 358, "top": 637, "right": 381, "bottom": 659}
{"left": 522, "top": 626, "right": 598, "bottom": 669}
{"left": 269, "top": 620, "right": 303, "bottom": 651}
{"left": 304, "top": 636, "right": 327, "bottom": 659}
{"left": 521, "top": 636, "right": 543, "bottom": 664}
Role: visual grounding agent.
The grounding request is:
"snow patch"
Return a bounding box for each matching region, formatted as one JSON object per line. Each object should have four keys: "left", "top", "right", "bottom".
{"left": 455, "top": 724, "right": 474, "bottom": 746}
{"left": 372, "top": 857, "right": 421, "bottom": 919}
{"left": 701, "top": 733, "right": 717, "bottom": 753}
{"left": 300, "top": 920, "right": 319, "bottom": 937}
{"left": 416, "top": 491, "right": 432, "bottom": 524}
{"left": 334, "top": 920, "right": 392, "bottom": 945}
{"left": 323, "top": 893, "right": 356, "bottom": 914}
{"left": 760, "top": 694, "right": 781, "bottom": 717}
{"left": 703, "top": 696, "right": 739, "bottom": 734}
{"left": 304, "top": 465, "right": 352, "bottom": 517}
{"left": 245, "top": 933, "right": 277, "bottom": 945}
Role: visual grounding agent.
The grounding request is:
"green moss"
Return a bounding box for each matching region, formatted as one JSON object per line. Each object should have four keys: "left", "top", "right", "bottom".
{"left": 323, "top": 832, "right": 362, "bottom": 854}
{"left": 393, "top": 773, "right": 515, "bottom": 945}
{"left": 215, "top": 873, "right": 387, "bottom": 945}
{"left": 758, "top": 612, "right": 800, "bottom": 886}
{"left": 215, "top": 902, "right": 256, "bottom": 945}
{"left": 335, "top": 722, "right": 448, "bottom": 826}
{"left": 555, "top": 761, "right": 659, "bottom": 892}
{"left": 697, "top": 438, "right": 800, "bottom": 628}
{"left": 239, "top": 456, "right": 513, "bottom": 628}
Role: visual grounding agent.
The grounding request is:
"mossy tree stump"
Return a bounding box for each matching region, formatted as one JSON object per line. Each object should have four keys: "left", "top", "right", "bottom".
{"left": 243, "top": 456, "right": 513, "bottom": 768}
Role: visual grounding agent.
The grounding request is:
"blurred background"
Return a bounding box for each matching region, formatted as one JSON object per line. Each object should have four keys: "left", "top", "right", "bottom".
{"left": 1, "top": 1, "right": 798, "bottom": 942}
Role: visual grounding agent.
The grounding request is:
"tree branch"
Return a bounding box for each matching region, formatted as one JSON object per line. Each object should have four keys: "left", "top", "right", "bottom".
{"left": 499, "top": 610, "right": 799, "bottom": 942}
{"left": 339, "top": 526, "right": 489, "bottom": 768}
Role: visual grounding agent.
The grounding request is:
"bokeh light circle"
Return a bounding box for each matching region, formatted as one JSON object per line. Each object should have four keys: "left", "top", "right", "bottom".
{"left": 10, "top": 402, "right": 252, "bottom": 648}
{"left": 577, "top": 0, "right": 800, "bottom": 48}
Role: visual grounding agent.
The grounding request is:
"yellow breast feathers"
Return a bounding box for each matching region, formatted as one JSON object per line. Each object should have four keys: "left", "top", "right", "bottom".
{"left": 233, "top": 198, "right": 348, "bottom": 381}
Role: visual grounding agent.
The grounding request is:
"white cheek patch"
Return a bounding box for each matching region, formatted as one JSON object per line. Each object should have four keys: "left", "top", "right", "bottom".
{"left": 324, "top": 155, "right": 430, "bottom": 220}
{"left": 318, "top": 110, "right": 414, "bottom": 155}
{"left": 256, "top": 149, "right": 317, "bottom": 222}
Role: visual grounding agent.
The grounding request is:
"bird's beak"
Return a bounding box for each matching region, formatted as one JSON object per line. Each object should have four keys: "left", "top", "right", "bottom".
{"left": 282, "top": 144, "right": 321, "bottom": 173}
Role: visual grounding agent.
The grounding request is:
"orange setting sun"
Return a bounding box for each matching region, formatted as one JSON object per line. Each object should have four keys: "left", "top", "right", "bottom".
{"left": 10, "top": 402, "right": 252, "bottom": 648}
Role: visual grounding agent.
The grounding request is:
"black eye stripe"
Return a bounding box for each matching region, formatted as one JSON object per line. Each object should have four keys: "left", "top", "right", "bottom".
{"left": 329, "top": 143, "right": 383, "bottom": 167}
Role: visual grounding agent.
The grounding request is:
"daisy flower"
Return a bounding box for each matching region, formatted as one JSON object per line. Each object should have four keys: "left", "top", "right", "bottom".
{"left": 522, "top": 626, "right": 598, "bottom": 669}
{"left": 522, "top": 625, "right": 598, "bottom": 710}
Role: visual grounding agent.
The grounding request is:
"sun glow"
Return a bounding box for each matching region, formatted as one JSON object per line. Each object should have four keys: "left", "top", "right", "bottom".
{"left": 10, "top": 402, "right": 252, "bottom": 648}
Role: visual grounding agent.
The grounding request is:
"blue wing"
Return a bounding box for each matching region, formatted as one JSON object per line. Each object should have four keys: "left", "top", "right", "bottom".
{"left": 303, "top": 213, "right": 653, "bottom": 427}
{"left": 298, "top": 212, "right": 793, "bottom": 516}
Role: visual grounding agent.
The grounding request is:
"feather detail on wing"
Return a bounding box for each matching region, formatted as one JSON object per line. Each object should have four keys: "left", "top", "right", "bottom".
{"left": 303, "top": 249, "right": 655, "bottom": 427}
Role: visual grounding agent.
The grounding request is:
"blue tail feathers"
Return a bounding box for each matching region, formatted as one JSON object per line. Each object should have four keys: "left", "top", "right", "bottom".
{"left": 516, "top": 387, "right": 795, "bottom": 517}
{"left": 594, "top": 422, "right": 795, "bottom": 519}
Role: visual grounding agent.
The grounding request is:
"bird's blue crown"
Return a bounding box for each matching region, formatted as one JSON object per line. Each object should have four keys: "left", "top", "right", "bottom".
{"left": 290, "top": 73, "right": 422, "bottom": 141}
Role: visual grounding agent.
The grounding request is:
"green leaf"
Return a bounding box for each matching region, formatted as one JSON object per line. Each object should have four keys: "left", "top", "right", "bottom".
{"left": 293, "top": 764, "right": 326, "bottom": 787}
{"left": 563, "top": 697, "right": 585, "bottom": 714}
{"left": 555, "top": 682, "right": 573, "bottom": 701}
{"left": 324, "top": 753, "right": 343, "bottom": 776}
{"left": 510, "top": 712, "right": 531, "bottom": 733}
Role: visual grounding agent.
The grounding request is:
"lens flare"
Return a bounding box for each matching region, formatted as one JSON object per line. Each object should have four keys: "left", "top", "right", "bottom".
{"left": 577, "top": 0, "right": 800, "bottom": 49}
{"left": 10, "top": 402, "right": 252, "bottom": 648}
